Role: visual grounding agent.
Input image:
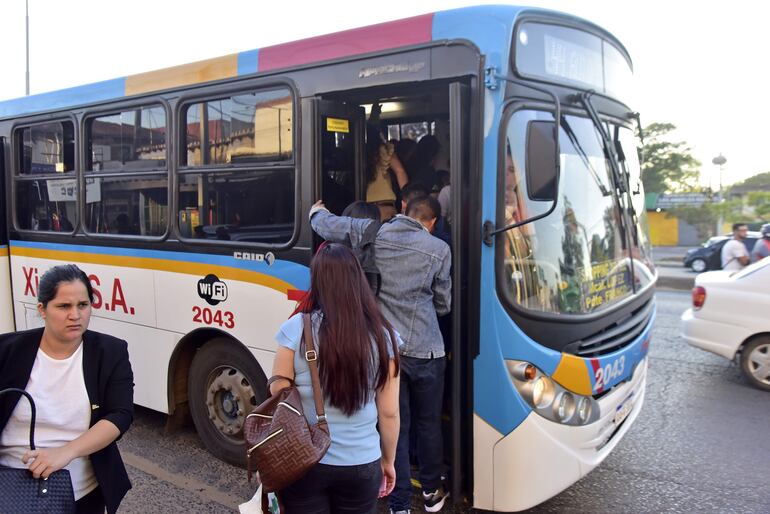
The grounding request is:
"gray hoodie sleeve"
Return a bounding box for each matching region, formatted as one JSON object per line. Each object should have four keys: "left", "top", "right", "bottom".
{"left": 309, "top": 207, "right": 373, "bottom": 247}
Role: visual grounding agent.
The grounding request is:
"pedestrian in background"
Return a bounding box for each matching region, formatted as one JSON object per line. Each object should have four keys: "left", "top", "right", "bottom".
{"left": 271, "top": 243, "right": 401, "bottom": 513}
{"left": 0, "top": 264, "right": 134, "bottom": 514}
{"left": 750, "top": 223, "right": 770, "bottom": 263}
{"left": 721, "top": 223, "right": 750, "bottom": 271}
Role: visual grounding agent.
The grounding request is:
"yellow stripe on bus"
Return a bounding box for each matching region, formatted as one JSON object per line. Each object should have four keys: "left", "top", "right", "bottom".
{"left": 0, "top": 247, "right": 8, "bottom": 257}
{"left": 125, "top": 54, "right": 239, "bottom": 96}
{"left": 551, "top": 353, "right": 593, "bottom": 396}
{"left": 10, "top": 246, "right": 293, "bottom": 294}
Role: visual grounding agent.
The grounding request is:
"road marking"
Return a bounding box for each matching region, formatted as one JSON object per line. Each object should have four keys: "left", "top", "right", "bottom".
{"left": 122, "top": 450, "right": 242, "bottom": 510}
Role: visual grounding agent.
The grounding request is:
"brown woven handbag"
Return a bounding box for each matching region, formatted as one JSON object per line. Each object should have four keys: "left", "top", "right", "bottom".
{"left": 244, "top": 314, "right": 331, "bottom": 492}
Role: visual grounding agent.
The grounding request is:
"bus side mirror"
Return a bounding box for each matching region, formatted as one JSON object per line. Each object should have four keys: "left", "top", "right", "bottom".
{"left": 525, "top": 120, "right": 559, "bottom": 202}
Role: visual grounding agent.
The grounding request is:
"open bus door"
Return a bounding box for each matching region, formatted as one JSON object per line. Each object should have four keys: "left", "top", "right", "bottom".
{"left": 313, "top": 99, "right": 366, "bottom": 225}
{"left": 449, "top": 80, "right": 473, "bottom": 505}
{"left": 0, "top": 137, "right": 14, "bottom": 332}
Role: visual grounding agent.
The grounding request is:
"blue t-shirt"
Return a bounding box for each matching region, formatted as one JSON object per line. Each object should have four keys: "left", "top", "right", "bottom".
{"left": 274, "top": 312, "right": 400, "bottom": 466}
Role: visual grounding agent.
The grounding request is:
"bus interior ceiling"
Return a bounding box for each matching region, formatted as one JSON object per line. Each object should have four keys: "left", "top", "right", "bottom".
{"left": 324, "top": 81, "right": 452, "bottom": 179}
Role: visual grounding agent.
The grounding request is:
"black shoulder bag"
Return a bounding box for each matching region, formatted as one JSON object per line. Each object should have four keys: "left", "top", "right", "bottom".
{"left": 0, "top": 388, "right": 76, "bottom": 513}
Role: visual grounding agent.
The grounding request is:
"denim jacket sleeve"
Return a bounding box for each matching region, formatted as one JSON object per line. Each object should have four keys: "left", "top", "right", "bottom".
{"left": 309, "top": 207, "right": 374, "bottom": 247}
{"left": 432, "top": 245, "right": 452, "bottom": 316}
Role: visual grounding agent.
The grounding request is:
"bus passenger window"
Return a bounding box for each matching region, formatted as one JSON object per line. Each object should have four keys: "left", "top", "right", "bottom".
{"left": 84, "top": 106, "right": 168, "bottom": 237}
{"left": 87, "top": 106, "right": 167, "bottom": 172}
{"left": 182, "top": 89, "right": 292, "bottom": 167}
{"left": 17, "top": 122, "right": 75, "bottom": 175}
{"left": 178, "top": 87, "right": 295, "bottom": 244}
{"left": 13, "top": 121, "right": 77, "bottom": 232}
{"left": 177, "top": 170, "right": 294, "bottom": 243}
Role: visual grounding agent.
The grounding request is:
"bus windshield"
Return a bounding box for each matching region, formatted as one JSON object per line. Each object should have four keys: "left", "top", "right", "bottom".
{"left": 499, "top": 110, "right": 634, "bottom": 315}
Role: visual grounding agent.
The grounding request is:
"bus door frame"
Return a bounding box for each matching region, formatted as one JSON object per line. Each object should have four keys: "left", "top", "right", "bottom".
{"left": 448, "top": 80, "right": 475, "bottom": 503}
{"left": 0, "top": 136, "right": 16, "bottom": 332}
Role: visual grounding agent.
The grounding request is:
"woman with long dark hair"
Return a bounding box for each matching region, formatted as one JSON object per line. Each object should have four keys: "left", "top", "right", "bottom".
{"left": 271, "top": 243, "right": 401, "bottom": 513}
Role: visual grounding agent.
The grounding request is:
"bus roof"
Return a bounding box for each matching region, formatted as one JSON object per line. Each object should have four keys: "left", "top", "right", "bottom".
{"left": 0, "top": 5, "right": 627, "bottom": 119}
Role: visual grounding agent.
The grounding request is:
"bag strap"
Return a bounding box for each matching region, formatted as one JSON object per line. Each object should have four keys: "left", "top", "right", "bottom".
{"left": 0, "top": 388, "right": 36, "bottom": 450}
{"left": 303, "top": 313, "right": 327, "bottom": 424}
{"left": 266, "top": 375, "right": 295, "bottom": 388}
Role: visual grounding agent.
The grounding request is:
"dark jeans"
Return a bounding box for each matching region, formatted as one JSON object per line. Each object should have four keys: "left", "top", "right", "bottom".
{"left": 279, "top": 459, "right": 382, "bottom": 514}
{"left": 76, "top": 486, "right": 105, "bottom": 514}
{"left": 389, "top": 356, "right": 445, "bottom": 511}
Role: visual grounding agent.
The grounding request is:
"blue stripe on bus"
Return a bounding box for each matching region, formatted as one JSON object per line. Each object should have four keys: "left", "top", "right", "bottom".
{"left": 0, "top": 78, "right": 127, "bottom": 119}
{"left": 237, "top": 49, "right": 260, "bottom": 76}
{"left": 9, "top": 240, "right": 309, "bottom": 291}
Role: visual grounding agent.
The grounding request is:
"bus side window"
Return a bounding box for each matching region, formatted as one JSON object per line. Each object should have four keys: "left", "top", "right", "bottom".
{"left": 177, "top": 87, "right": 296, "bottom": 244}
{"left": 84, "top": 105, "right": 169, "bottom": 238}
{"left": 13, "top": 121, "right": 78, "bottom": 233}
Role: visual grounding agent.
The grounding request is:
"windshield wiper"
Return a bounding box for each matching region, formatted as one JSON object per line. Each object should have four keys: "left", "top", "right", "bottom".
{"left": 560, "top": 116, "right": 611, "bottom": 197}
{"left": 613, "top": 125, "right": 640, "bottom": 246}
{"left": 575, "top": 91, "right": 626, "bottom": 195}
{"left": 575, "top": 91, "right": 630, "bottom": 252}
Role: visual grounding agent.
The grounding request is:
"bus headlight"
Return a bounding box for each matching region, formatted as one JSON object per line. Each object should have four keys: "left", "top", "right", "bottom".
{"left": 505, "top": 360, "right": 600, "bottom": 426}
{"left": 554, "top": 392, "right": 576, "bottom": 422}
{"left": 532, "top": 377, "right": 555, "bottom": 408}
{"left": 577, "top": 396, "right": 592, "bottom": 423}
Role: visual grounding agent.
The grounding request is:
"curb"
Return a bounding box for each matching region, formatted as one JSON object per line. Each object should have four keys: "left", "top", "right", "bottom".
{"left": 656, "top": 276, "right": 694, "bottom": 291}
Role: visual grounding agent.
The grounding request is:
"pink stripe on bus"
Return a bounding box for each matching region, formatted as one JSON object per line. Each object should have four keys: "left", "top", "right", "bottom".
{"left": 258, "top": 13, "right": 434, "bottom": 72}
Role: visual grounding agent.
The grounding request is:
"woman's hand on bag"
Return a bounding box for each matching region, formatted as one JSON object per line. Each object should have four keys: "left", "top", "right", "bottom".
{"left": 380, "top": 460, "right": 396, "bottom": 497}
{"left": 22, "top": 446, "right": 76, "bottom": 478}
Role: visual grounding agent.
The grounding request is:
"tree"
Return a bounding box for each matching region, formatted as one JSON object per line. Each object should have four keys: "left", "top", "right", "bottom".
{"left": 666, "top": 200, "right": 744, "bottom": 239}
{"left": 734, "top": 171, "right": 770, "bottom": 189}
{"left": 747, "top": 191, "right": 770, "bottom": 220}
{"left": 638, "top": 123, "right": 701, "bottom": 194}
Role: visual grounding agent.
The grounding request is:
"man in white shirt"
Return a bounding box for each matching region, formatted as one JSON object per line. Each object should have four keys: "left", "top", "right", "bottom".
{"left": 721, "top": 223, "right": 750, "bottom": 271}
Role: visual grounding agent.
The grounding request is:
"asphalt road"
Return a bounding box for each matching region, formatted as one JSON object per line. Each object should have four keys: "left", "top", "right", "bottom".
{"left": 117, "top": 291, "right": 770, "bottom": 513}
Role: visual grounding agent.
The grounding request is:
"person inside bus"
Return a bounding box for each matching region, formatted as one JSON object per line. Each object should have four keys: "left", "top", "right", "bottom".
{"left": 309, "top": 196, "right": 452, "bottom": 514}
{"left": 394, "top": 138, "right": 417, "bottom": 168}
{"left": 400, "top": 183, "right": 450, "bottom": 247}
{"left": 406, "top": 134, "right": 441, "bottom": 192}
{"left": 0, "top": 264, "right": 134, "bottom": 514}
{"left": 365, "top": 104, "right": 409, "bottom": 221}
{"left": 270, "top": 243, "right": 401, "bottom": 513}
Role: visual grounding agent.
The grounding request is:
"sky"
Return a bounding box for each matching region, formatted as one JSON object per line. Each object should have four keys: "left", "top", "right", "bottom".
{"left": 1, "top": 0, "right": 768, "bottom": 187}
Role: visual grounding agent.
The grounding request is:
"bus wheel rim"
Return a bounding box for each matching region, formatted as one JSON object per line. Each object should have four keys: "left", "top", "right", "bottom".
{"left": 205, "top": 366, "right": 255, "bottom": 440}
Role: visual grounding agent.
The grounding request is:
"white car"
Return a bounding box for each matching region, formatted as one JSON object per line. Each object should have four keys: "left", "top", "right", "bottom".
{"left": 681, "top": 257, "right": 770, "bottom": 391}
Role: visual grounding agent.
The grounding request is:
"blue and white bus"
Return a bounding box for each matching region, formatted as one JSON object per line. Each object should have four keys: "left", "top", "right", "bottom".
{"left": 0, "top": 6, "right": 655, "bottom": 511}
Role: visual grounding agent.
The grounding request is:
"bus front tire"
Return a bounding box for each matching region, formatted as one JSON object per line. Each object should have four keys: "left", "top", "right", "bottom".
{"left": 188, "top": 338, "right": 267, "bottom": 467}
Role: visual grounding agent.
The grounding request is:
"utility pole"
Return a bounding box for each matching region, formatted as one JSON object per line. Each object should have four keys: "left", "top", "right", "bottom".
{"left": 25, "top": 0, "right": 30, "bottom": 95}
{"left": 712, "top": 154, "right": 726, "bottom": 235}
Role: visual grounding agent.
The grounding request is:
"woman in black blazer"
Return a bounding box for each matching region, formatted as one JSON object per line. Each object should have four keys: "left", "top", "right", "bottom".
{"left": 0, "top": 264, "right": 134, "bottom": 514}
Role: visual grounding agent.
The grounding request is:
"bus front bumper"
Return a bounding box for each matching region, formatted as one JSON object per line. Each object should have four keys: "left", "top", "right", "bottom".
{"left": 473, "top": 357, "right": 648, "bottom": 512}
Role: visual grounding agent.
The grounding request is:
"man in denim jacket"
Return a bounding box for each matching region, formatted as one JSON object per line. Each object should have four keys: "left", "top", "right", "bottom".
{"left": 310, "top": 196, "right": 452, "bottom": 513}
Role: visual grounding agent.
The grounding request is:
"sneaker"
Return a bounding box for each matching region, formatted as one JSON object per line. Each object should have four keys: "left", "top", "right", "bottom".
{"left": 423, "top": 487, "right": 449, "bottom": 512}
{"left": 389, "top": 510, "right": 410, "bottom": 514}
